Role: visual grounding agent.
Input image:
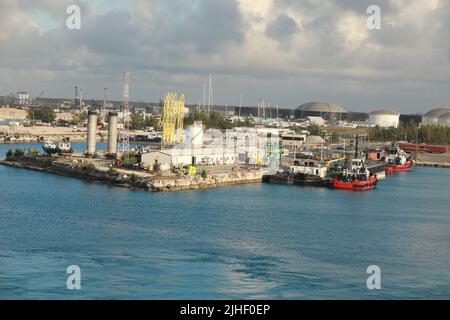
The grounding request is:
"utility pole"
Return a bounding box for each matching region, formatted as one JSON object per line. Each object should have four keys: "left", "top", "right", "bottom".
{"left": 203, "top": 81, "right": 206, "bottom": 113}
{"left": 208, "top": 74, "right": 213, "bottom": 116}
{"left": 102, "top": 88, "right": 107, "bottom": 114}
{"left": 239, "top": 93, "right": 243, "bottom": 117}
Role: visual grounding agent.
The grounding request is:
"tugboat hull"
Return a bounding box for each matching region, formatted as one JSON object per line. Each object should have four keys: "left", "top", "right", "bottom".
{"left": 331, "top": 176, "right": 378, "bottom": 191}
{"left": 386, "top": 160, "right": 414, "bottom": 172}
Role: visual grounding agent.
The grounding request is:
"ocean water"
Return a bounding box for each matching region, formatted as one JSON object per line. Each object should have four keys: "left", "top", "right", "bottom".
{"left": 0, "top": 143, "right": 449, "bottom": 299}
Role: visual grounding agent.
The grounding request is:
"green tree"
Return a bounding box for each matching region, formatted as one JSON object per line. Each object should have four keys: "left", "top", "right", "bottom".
{"left": 14, "top": 148, "right": 24, "bottom": 158}
{"left": 27, "top": 108, "right": 56, "bottom": 123}
{"left": 6, "top": 149, "right": 13, "bottom": 160}
{"left": 184, "top": 111, "right": 234, "bottom": 130}
{"left": 70, "top": 112, "right": 87, "bottom": 125}
{"left": 130, "top": 113, "right": 146, "bottom": 130}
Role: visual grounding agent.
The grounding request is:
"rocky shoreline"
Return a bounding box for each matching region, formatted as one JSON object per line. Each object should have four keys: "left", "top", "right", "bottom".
{"left": 0, "top": 158, "right": 263, "bottom": 192}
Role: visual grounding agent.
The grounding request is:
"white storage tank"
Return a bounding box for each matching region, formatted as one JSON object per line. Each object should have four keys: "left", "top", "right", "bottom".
{"left": 438, "top": 112, "right": 450, "bottom": 127}
{"left": 422, "top": 107, "right": 450, "bottom": 126}
{"left": 369, "top": 109, "right": 400, "bottom": 128}
{"left": 189, "top": 121, "right": 203, "bottom": 147}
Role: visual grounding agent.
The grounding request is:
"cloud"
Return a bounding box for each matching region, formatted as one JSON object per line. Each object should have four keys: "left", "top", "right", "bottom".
{"left": 265, "top": 14, "right": 300, "bottom": 41}
{"left": 0, "top": 0, "right": 449, "bottom": 113}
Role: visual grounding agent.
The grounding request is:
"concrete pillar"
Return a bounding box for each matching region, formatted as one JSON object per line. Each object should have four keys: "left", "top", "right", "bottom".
{"left": 107, "top": 112, "right": 118, "bottom": 155}
{"left": 87, "top": 111, "right": 98, "bottom": 155}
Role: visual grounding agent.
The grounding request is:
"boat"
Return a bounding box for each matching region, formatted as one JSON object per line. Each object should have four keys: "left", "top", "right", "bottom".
{"left": 330, "top": 158, "right": 378, "bottom": 191}
{"left": 385, "top": 144, "right": 413, "bottom": 172}
{"left": 42, "top": 137, "right": 73, "bottom": 156}
{"left": 262, "top": 158, "right": 331, "bottom": 187}
{"left": 290, "top": 159, "right": 330, "bottom": 187}
{"left": 42, "top": 140, "right": 58, "bottom": 155}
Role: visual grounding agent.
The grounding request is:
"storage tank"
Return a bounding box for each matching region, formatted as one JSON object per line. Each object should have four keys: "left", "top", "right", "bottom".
{"left": 190, "top": 121, "right": 203, "bottom": 147}
{"left": 422, "top": 107, "right": 450, "bottom": 125}
{"left": 107, "top": 112, "right": 118, "bottom": 154}
{"left": 438, "top": 112, "right": 450, "bottom": 127}
{"left": 86, "top": 111, "right": 98, "bottom": 155}
{"left": 369, "top": 109, "right": 400, "bottom": 128}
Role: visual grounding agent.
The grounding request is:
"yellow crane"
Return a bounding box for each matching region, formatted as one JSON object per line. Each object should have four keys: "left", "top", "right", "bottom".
{"left": 160, "top": 92, "right": 185, "bottom": 147}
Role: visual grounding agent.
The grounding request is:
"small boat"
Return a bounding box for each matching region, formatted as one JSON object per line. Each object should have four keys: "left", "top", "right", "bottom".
{"left": 42, "top": 140, "right": 58, "bottom": 155}
{"left": 385, "top": 144, "right": 413, "bottom": 172}
{"left": 42, "top": 137, "right": 73, "bottom": 156}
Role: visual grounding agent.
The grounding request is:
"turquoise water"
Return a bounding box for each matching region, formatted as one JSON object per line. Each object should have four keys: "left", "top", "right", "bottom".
{"left": 0, "top": 143, "right": 449, "bottom": 299}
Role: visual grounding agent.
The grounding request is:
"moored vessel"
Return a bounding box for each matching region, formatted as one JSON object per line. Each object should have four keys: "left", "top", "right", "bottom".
{"left": 42, "top": 137, "right": 73, "bottom": 156}
{"left": 330, "top": 158, "right": 378, "bottom": 191}
{"left": 385, "top": 144, "right": 413, "bottom": 172}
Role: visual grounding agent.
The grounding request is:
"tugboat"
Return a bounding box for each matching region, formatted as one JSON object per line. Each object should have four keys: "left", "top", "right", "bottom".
{"left": 262, "top": 148, "right": 332, "bottom": 187}
{"left": 290, "top": 159, "right": 330, "bottom": 187}
{"left": 330, "top": 134, "right": 378, "bottom": 191}
{"left": 330, "top": 158, "right": 378, "bottom": 191}
{"left": 42, "top": 140, "right": 59, "bottom": 155}
{"left": 42, "top": 137, "right": 73, "bottom": 156}
{"left": 385, "top": 144, "right": 413, "bottom": 172}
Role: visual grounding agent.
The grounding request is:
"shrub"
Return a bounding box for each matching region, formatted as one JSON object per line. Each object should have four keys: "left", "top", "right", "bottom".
{"left": 27, "top": 148, "right": 39, "bottom": 157}
{"left": 108, "top": 167, "right": 118, "bottom": 175}
{"left": 6, "top": 149, "right": 13, "bottom": 160}
{"left": 14, "top": 149, "right": 24, "bottom": 158}
{"left": 121, "top": 155, "right": 138, "bottom": 166}
{"left": 201, "top": 169, "right": 207, "bottom": 178}
{"left": 81, "top": 162, "right": 96, "bottom": 171}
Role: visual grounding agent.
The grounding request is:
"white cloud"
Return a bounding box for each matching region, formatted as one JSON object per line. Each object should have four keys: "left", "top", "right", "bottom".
{"left": 0, "top": 0, "right": 448, "bottom": 113}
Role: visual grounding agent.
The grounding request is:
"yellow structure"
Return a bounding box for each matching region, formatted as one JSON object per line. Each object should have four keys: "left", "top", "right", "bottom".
{"left": 160, "top": 92, "right": 185, "bottom": 147}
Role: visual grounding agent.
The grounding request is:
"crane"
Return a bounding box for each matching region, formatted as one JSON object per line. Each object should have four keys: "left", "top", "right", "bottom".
{"left": 160, "top": 92, "right": 185, "bottom": 147}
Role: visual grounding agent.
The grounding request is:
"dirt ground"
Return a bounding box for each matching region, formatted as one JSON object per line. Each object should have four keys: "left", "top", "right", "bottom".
{"left": 0, "top": 108, "right": 28, "bottom": 120}
{"left": 416, "top": 152, "right": 450, "bottom": 165}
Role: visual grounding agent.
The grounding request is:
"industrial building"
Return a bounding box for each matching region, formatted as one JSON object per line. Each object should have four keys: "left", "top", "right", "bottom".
{"left": 281, "top": 133, "right": 307, "bottom": 153}
{"left": 295, "top": 102, "right": 347, "bottom": 121}
{"left": 368, "top": 109, "right": 400, "bottom": 128}
{"left": 139, "top": 123, "right": 281, "bottom": 168}
{"left": 421, "top": 107, "right": 450, "bottom": 126}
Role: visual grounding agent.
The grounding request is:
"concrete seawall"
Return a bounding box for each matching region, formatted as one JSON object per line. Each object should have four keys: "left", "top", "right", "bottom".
{"left": 0, "top": 159, "right": 263, "bottom": 192}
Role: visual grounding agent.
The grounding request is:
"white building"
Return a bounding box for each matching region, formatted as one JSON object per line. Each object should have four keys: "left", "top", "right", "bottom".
{"left": 140, "top": 123, "right": 281, "bottom": 168}
{"left": 306, "top": 116, "right": 325, "bottom": 126}
{"left": 369, "top": 109, "right": 400, "bottom": 128}
{"left": 15, "top": 92, "right": 29, "bottom": 105}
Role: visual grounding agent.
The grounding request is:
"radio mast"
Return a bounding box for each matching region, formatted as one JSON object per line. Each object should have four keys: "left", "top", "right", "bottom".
{"left": 118, "top": 71, "right": 130, "bottom": 155}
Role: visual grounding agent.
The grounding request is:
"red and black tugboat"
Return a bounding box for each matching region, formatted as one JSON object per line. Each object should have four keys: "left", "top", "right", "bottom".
{"left": 385, "top": 144, "right": 413, "bottom": 172}
{"left": 330, "top": 158, "right": 378, "bottom": 191}
{"left": 330, "top": 135, "right": 378, "bottom": 191}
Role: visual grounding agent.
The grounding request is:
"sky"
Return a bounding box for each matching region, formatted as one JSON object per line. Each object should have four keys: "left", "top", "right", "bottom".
{"left": 0, "top": 0, "right": 449, "bottom": 113}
